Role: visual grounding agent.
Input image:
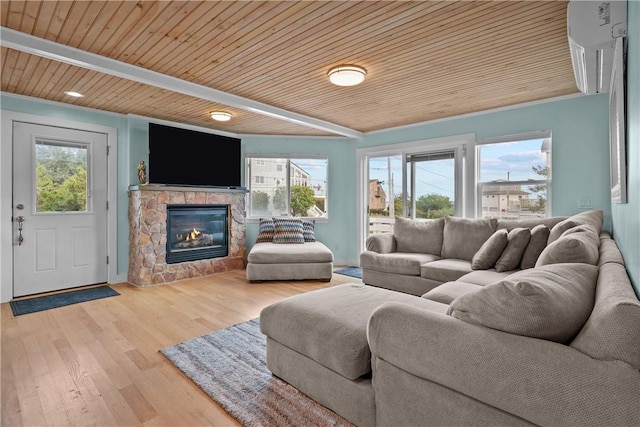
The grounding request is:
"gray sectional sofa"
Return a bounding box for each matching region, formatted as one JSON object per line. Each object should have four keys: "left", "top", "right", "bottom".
{"left": 260, "top": 210, "right": 640, "bottom": 426}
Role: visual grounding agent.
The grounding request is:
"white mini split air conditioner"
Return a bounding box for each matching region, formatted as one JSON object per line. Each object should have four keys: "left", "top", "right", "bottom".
{"left": 567, "top": 0, "right": 627, "bottom": 95}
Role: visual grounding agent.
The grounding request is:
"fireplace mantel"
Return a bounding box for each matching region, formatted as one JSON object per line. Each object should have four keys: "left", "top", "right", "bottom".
{"left": 128, "top": 186, "right": 246, "bottom": 286}
{"left": 128, "top": 184, "right": 248, "bottom": 193}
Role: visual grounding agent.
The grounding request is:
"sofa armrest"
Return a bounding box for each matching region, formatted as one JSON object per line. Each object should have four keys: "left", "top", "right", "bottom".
{"left": 365, "top": 233, "right": 396, "bottom": 253}
{"left": 367, "top": 302, "right": 640, "bottom": 426}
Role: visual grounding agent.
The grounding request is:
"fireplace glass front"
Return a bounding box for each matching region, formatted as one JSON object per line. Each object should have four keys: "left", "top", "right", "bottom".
{"left": 166, "top": 204, "right": 228, "bottom": 264}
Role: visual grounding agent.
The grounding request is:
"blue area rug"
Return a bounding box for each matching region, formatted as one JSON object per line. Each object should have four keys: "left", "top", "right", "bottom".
{"left": 10, "top": 285, "right": 119, "bottom": 316}
{"left": 334, "top": 266, "right": 363, "bottom": 279}
{"left": 161, "top": 319, "right": 352, "bottom": 426}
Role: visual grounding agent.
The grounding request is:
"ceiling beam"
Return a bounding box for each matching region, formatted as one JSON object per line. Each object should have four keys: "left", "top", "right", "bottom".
{"left": 0, "top": 26, "right": 363, "bottom": 139}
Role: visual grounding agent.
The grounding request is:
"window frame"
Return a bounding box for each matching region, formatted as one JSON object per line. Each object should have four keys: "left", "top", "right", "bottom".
{"left": 245, "top": 153, "right": 329, "bottom": 222}
{"left": 475, "top": 131, "right": 552, "bottom": 219}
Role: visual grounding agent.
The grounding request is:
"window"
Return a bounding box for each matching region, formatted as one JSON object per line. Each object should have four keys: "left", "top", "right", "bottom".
{"left": 35, "top": 140, "right": 89, "bottom": 213}
{"left": 477, "top": 132, "right": 551, "bottom": 219}
{"left": 360, "top": 134, "right": 473, "bottom": 243}
{"left": 247, "top": 156, "right": 328, "bottom": 218}
{"left": 405, "top": 150, "right": 457, "bottom": 219}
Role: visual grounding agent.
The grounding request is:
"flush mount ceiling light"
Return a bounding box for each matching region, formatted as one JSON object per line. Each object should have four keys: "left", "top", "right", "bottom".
{"left": 210, "top": 111, "right": 232, "bottom": 121}
{"left": 64, "top": 91, "right": 84, "bottom": 97}
{"left": 327, "top": 65, "right": 367, "bottom": 86}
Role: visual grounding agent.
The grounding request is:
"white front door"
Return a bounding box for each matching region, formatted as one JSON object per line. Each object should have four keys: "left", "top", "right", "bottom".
{"left": 12, "top": 122, "right": 108, "bottom": 297}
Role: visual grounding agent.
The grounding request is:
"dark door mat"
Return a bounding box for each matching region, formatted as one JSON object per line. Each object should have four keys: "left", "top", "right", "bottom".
{"left": 10, "top": 285, "right": 119, "bottom": 316}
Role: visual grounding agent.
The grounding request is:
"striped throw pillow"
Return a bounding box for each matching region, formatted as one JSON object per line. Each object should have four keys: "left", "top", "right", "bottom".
{"left": 302, "top": 219, "right": 316, "bottom": 242}
{"left": 273, "top": 218, "right": 305, "bottom": 244}
{"left": 256, "top": 218, "right": 275, "bottom": 243}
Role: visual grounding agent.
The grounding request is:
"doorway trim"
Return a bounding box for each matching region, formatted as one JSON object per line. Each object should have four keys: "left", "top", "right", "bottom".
{"left": 1, "top": 111, "right": 118, "bottom": 303}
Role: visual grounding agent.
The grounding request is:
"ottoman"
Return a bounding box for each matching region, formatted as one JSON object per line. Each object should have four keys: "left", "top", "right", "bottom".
{"left": 260, "top": 283, "right": 448, "bottom": 426}
{"left": 246, "top": 241, "right": 334, "bottom": 282}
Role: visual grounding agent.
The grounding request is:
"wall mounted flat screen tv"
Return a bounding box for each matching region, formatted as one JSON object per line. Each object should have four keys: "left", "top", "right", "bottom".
{"left": 149, "top": 123, "right": 242, "bottom": 188}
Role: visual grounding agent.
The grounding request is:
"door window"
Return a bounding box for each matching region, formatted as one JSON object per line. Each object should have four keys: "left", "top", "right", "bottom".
{"left": 35, "top": 140, "right": 89, "bottom": 213}
{"left": 406, "top": 150, "right": 456, "bottom": 219}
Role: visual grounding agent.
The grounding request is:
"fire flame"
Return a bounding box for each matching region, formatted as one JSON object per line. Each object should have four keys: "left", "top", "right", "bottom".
{"left": 185, "top": 228, "right": 202, "bottom": 241}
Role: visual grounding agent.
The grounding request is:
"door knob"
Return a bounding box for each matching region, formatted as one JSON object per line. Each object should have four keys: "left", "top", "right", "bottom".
{"left": 15, "top": 216, "right": 25, "bottom": 246}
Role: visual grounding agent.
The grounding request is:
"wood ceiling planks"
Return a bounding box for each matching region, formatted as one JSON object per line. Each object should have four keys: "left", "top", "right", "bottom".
{"left": 0, "top": 0, "right": 576, "bottom": 135}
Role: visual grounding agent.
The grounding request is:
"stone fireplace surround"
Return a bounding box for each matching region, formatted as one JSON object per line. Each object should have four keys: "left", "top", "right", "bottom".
{"left": 128, "top": 185, "right": 247, "bottom": 286}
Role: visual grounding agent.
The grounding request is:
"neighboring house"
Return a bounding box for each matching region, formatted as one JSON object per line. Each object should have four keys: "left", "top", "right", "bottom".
{"left": 369, "top": 179, "right": 387, "bottom": 211}
{"left": 250, "top": 159, "right": 316, "bottom": 214}
{"left": 481, "top": 183, "right": 536, "bottom": 214}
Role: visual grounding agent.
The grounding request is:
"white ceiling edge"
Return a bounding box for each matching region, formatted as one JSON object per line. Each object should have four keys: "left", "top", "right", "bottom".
{"left": 0, "top": 26, "right": 363, "bottom": 139}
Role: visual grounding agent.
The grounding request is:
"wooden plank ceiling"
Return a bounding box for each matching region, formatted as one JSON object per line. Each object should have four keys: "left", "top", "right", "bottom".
{"left": 1, "top": 0, "right": 578, "bottom": 136}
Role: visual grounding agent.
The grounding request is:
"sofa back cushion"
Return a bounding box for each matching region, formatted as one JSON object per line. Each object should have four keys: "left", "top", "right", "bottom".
{"left": 547, "top": 210, "right": 603, "bottom": 244}
{"left": 536, "top": 224, "right": 600, "bottom": 267}
{"left": 571, "top": 262, "right": 640, "bottom": 370}
{"left": 497, "top": 216, "right": 566, "bottom": 232}
{"left": 471, "top": 229, "right": 508, "bottom": 270}
{"left": 494, "top": 227, "right": 531, "bottom": 272}
{"left": 441, "top": 217, "right": 497, "bottom": 261}
{"left": 394, "top": 217, "right": 444, "bottom": 255}
{"left": 520, "top": 224, "right": 551, "bottom": 269}
{"left": 448, "top": 263, "right": 599, "bottom": 343}
{"left": 598, "top": 233, "right": 625, "bottom": 266}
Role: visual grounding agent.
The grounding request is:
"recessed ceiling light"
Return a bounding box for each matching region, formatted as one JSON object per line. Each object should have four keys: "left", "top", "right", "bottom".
{"left": 328, "top": 65, "right": 367, "bottom": 86}
{"left": 210, "top": 111, "right": 233, "bottom": 121}
{"left": 64, "top": 91, "right": 84, "bottom": 98}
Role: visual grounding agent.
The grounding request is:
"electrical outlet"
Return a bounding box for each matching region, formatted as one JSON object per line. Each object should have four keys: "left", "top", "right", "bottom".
{"left": 579, "top": 198, "right": 592, "bottom": 209}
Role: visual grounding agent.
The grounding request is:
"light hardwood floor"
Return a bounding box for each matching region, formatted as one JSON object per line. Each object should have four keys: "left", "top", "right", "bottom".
{"left": 1, "top": 270, "right": 360, "bottom": 426}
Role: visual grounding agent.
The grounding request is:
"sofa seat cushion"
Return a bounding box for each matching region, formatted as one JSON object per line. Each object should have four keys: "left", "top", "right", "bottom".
{"left": 420, "top": 259, "right": 473, "bottom": 283}
{"left": 422, "top": 281, "right": 482, "bottom": 304}
{"left": 361, "top": 251, "right": 440, "bottom": 275}
{"left": 248, "top": 241, "right": 334, "bottom": 264}
{"left": 458, "top": 269, "right": 514, "bottom": 286}
{"left": 260, "top": 283, "right": 448, "bottom": 380}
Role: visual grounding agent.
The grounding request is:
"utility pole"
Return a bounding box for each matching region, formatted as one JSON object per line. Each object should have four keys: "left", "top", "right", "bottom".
{"left": 388, "top": 157, "right": 394, "bottom": 217}
{"left": 506, "top": 171, "right": 510, "bottom": 214}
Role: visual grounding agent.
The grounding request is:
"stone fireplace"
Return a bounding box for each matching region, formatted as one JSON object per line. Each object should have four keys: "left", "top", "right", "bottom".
{"left": 128, "top": 185, "right": 246, "bottom": 286}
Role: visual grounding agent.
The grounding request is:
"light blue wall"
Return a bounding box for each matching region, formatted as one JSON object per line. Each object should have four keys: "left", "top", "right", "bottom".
{"left": 361, "top": 94, "right": 611, "bottom": 230}
{"left": 0, "top": 72, "right": 621, "bottom": 278}
{"left": 611, "top": 1, "right": 640, "bottom": 295}
{"left": 242, "top": 135, "right": 357, "bottom": 263}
